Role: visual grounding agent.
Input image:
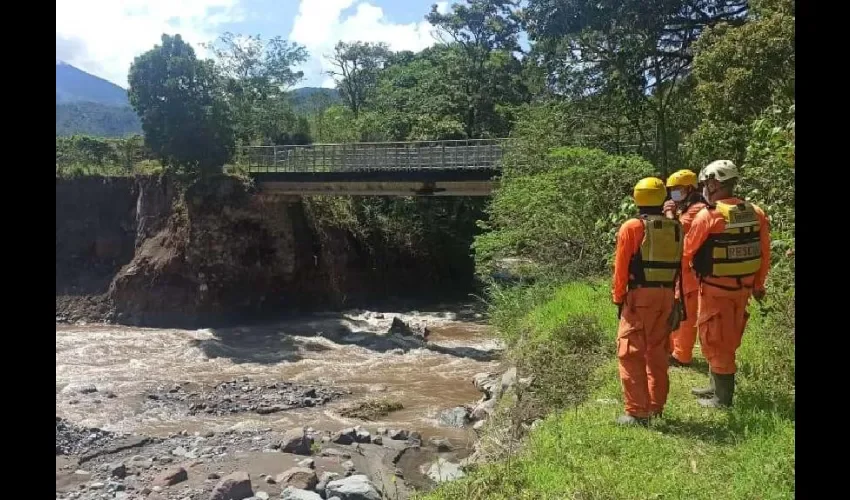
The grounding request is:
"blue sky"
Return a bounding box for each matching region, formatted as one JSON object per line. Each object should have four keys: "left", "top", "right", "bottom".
{"left": 56, "top": 0, "right": 451, "bottom": 89}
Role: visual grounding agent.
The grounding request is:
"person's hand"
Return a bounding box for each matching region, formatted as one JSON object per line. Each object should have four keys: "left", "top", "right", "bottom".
{"left": 753, "top": 289, "right": 766, "bottom": 301}
{"left": 663, "top": 200, "right": 676, "bottom": 215}
{"left": 666, "top": 301, "right": 683, "bottom": 332}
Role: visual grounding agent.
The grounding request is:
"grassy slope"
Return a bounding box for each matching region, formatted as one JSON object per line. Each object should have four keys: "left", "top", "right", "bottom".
{"left": 425, "top": 282, "right": 795, "bottom": 500}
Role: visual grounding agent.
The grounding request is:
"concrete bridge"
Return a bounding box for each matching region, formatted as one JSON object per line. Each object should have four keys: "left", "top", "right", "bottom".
{"left": 239, "top": 139, "right": 505, "bottom": 197}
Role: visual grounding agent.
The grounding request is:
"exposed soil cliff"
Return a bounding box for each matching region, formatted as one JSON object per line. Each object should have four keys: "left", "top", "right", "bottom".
{"left": 56, "top": 175, "right": 479, "bottom": 326}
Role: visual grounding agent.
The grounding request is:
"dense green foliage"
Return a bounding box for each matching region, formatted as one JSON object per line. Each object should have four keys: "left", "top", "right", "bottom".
{"left": 475, "top": 147, "right": 654, "bottom": 279}
{"left": 205, "top": 32, "right": 311, "bottom": 145}
{"left": 288, "top": 87, "right": 341, "bottom": 114}
{"left": 56, "top": 135, "right": 161, "bottom": 177}
{"left": 128, "top": 34, "right": 235, "bottom": 176}
{"left": 56, "top": 102, "right": 142, "bottom": 137}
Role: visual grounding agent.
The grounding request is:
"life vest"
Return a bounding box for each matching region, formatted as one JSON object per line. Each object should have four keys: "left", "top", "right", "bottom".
{"left": 693, "top": 201, "right": 762, "bottom": 279}
{"left": 628, "top": 215, "right": 683, "bottom": 288}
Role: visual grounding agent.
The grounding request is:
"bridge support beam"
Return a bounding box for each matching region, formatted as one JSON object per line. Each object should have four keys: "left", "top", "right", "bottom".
{"left": 256, "top": 180, "right": 495, "bottom": 197}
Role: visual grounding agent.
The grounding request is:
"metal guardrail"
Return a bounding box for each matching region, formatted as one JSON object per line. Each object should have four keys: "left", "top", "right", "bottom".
{"left": 238, "top": 139, "right": 505, "bottom": 173}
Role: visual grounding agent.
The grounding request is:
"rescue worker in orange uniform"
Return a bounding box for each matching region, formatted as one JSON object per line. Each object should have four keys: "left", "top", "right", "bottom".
{"left": 684, "top": 160, "right": 771, "bottom": 408}
{"left": 663, "top": 170, "right": 708, "bottom": 367}
{"left": 612, "top": 177, "right": 683, "bottom": 425}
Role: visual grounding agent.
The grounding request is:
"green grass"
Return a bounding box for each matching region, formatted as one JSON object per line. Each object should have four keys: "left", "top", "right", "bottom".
{"left": 425, "top": 281, "right": 795, "bottom": 500}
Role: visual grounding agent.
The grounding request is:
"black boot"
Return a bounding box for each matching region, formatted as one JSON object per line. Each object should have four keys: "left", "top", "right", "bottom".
{"left": 691, "top": 372, "right": 715, "bottom": 398}
{"left": 698, "top": 373, "right": 735, "bottom": 409}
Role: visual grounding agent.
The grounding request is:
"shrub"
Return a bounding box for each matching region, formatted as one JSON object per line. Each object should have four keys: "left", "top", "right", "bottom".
{"left": 474, "top": 147, "right": 656, "bottom": 280}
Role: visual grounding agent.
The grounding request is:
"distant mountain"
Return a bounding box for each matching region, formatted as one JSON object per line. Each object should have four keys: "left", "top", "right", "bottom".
{"left": 289, "top": 87, "right": 341, "bottom": 114}
{"left": 56, "top": 102, "right": 142, "bottom": 137}
{"left": 54, "top": 62, "right": 341, "bottom": 137}
{"left": 56, "top": 61, "right": 129, "bottom": 106}
{"left": 56, "top": 62, "right": 141, "bottom": 137}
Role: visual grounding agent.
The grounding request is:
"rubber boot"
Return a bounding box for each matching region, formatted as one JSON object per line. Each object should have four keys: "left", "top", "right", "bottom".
{"left": 691, "top": 372, "right": 715, "bottom": 398}
{"left": 698, "top": 373, "right": 734, "bottom": 409}
{"left": 616, "top": 414, "right": 648, "bottom": 426}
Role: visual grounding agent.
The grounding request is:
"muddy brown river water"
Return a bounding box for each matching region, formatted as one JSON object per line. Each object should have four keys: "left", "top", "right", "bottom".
{"left": 56, "top": 307, "right": 503, "bottom": 446}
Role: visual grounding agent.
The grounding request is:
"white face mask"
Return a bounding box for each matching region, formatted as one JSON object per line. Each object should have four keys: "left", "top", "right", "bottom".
{"left": 670, "top": 190, "right": 685, "bottom": 202}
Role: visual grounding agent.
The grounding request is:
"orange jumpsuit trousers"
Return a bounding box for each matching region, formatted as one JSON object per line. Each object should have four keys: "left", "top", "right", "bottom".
{"left": 683, "top": 197, "right": 771, "bottom": 375}
{"left": 617, "top": 288, "right": 675, "bottom": 417}
{"left": 669, "top": 290, "right": 698, "bottom": 362}
{"left": 612, "top": 218, "right": 675, "bottom": 418}
{"left": 668, "top": 201, "right": 705, "bottom": 364}
{"left": 697, "top": 285, "right": 751, "bottom": 374}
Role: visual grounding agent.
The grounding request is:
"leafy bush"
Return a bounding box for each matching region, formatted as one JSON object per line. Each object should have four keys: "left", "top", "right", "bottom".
{"left": 55, "top": 135, "right": 160, "bottom": 177}
{"left": 475, "top": 147, "right": 655, "bottom": 280}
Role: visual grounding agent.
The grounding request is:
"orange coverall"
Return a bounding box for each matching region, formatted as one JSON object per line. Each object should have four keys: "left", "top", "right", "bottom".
{"left": 669, "top": 201, "right": 707, "bottom": 364}
{"left": 612, "top": 218, "right": 675, "bottom": 418}
{"left": 683, "top": 198, "right": 771, "bottom": 375}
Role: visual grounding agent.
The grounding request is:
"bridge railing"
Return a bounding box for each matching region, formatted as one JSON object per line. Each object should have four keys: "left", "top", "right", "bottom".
{"left": 237, "top": 139, "right": 505, "bottom": 173}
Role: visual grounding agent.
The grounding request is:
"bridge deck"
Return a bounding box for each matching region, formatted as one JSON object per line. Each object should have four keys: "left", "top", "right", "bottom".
{"left": 240, "top": 139, "right": 505, "bottom": 196}
{"left": 239, "top": 139, "right": 504, "bottom": 173}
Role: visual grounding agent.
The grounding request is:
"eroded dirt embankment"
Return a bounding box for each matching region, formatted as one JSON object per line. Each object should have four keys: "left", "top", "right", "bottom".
{"left": 56, "top": 175, "right": 479, "bottom": 327}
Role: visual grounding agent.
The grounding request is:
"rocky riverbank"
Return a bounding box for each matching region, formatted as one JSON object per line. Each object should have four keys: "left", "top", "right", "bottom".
{"left": 57, "top": 364, "right": 519, "bottom": 500}
{"left": 56, "top": 310, "right": 509, "bottom": 499}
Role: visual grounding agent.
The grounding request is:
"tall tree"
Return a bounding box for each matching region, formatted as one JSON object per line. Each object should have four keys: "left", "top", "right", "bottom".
{"left": 524, "top": 0, "right": 749, "bottom": 173}
{"left": 686, "top": 0, "right": 795, "bottom": 166}
{"left": 425, "top": 0, "right": 528, "bottom": 138}
{"left": 128, "top": 34, "right": 234, "bottom": 176}
{"left": 327, "top": 41, "right": 391, "bottom": 119}
{"left": 206, "top": 32, "right": 309, "bottom": 144}
{"left": 305, "top": 91, "right": 336, "bottom": 142}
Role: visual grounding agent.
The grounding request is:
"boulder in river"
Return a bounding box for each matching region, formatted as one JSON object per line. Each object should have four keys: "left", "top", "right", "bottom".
{"left": 471, "top": 398, "right": 497, "bottom": 421}
{"left": 388, "top": 429, "right": 409, "bottom": 441}
{"left": 209, "top": 471, "right": 253, "bottom": 500}
{"left": 472, "top": 372, "right": 501, "bottom": 400}
{"left": 429, "top": 437, "right": 453, "bottom": 452}
{"left": 280, "top": 427, "right": 314, "bottom": 455}
{"left": 316, "top": 472, "right": 340, "bottom": 496}
{"left": 153, "top": 466, "right": 188, "bottom": 487}
{"left": 354, "top": 430, "right": 371, "bottom": 444}
{"left": 325, "top": 474, "right": 381, "bottom": 500}
{"left": 426, "top": 458, "right": 466, "bottom": 483}
{"left": 388, "top": 317, "right": 429, "bottom": 339}
{"left": 438, "top": 406, "right": 470, "bottom": 428}
{"left": 501, "top": 367, "right": 518, "bottom": 393}
{"left": 281, "top": 487, "right": 322, "bottom": 500}
{"left": 108, "top": 462, "right": 127, "bottom": 479}
{"left": 331, "top": 429, "right": 355, "bottom": 445}
{"left": 276, "top": 467, "right": 318, "bottom": 491}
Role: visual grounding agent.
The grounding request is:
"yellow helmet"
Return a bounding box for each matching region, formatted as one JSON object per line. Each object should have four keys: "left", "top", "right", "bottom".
{"left": 666, "top": 169, "right": 698, "bottom": 188}
{"left": 633, "top": 177, "right": 666, "bottom": 207}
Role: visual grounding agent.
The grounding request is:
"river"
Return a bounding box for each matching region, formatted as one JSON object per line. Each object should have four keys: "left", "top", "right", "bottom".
{"left": 56, "top": 305, "right": 502, "bottom": 498}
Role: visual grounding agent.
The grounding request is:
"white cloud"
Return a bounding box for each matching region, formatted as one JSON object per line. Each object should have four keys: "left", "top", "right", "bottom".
{"left": 289, "top": 1, "right": 449, "bottom": 88}
{"left": 56, "top": 0, "right": 244, "bottom": 88}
